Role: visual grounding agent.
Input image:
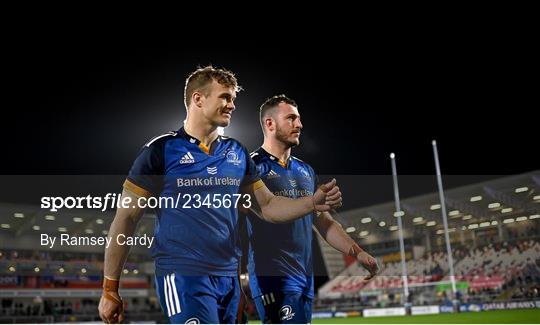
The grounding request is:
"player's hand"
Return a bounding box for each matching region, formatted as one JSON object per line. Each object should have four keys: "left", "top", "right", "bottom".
{"left": 357, "top": 251, "right": 379, "bottom": 281}
{"left": 99, "top": 290, "right": 124, "bottom": 323}
{"left": 312, "top": 178, "right": 342, "bottom": 211}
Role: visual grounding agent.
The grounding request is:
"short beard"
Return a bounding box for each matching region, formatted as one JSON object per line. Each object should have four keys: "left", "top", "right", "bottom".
{"left": 275, "top": 125, "right": 299, "bottom": 148}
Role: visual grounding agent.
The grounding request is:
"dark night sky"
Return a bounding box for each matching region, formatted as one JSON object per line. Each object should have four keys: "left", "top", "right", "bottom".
{"left": 2, "top": 35, "right": 537, "bottom": 179}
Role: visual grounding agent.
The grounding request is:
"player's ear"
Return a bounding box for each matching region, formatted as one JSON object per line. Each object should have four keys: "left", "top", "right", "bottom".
{"left": 192, "top": 91, "right": 204, "bottom": 108}
{"left": 265, "top": 117, "right": 274, "bottom": 132}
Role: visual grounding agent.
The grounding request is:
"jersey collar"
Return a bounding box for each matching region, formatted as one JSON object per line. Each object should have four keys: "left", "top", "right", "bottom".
{"left": 178, "top": 127, "right": 222, "bottom": 155}
{"left": 258, "top": 147, "right": 290, "bottom": 169}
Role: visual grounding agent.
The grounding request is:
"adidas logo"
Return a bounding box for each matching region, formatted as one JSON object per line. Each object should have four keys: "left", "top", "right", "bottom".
{"left": 267, "top": 170, "right": 280, "bottom": 179}
{"left": 207, "top": 166, "right": 218, "bottom": 175}
{"left": 180, "top": 152, "right": 195, "bottom": 164}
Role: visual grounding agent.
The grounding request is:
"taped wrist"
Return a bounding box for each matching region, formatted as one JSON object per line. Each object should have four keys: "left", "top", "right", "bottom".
{"left": 103, "top": 276, "right": 119, "bottom": 292}
{"left": 102, "top": 277, "right": 123, "bottom": 307}
{"left": 348, "top": 243, "right": 364, "bottom": 257}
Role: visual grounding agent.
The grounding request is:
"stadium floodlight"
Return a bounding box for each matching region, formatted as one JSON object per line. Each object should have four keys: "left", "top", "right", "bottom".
{"left": 14, "top": 213, "right": 24, "bottom": 218}
{"left": 32, "top": 225, "right": 40, "bottom": 230}
{"left": 413, "top": 217, "right": 424, "bottom": 223}
{"left": 359, "top": 230, "right": 369, "bottom": 237}
{"left": 361, "top": 217, "right": 372, "bottom": 224}
{"left": 491, "top": 220, "right": 498, "bottom": 226}
{"left": 529, "top": 214, "right": 540, "bottom": 219}
{"left": 515, "top": 187, "right": 528, "bottom": 193}
{"left": 461, "top": 225, "right": 467, "bottom": 230}
{"left": 345, "top": 227, "right": 356, "bottom": 233}
{"left": 503, "top": 218, "right": 515, "bottom": 224}
{"left": 430, "top": 204, "right": 441, "bottom": 210}
{"left": 480, "top": 222, "right": 491, "bottom": 228}
{"left": 379, "top": 221, "right": 386, "bottom": 227}
{"left": 58, "top": 227, "right": 67, "bottom": 232}
{"left": 34, "top": 267, "right": 40, "bottom": 273}
{"left": 426, "top": 221, "right": 436, "bottom": 227}
{"left": 488, "top": 202, "right": 501, "bottom": 209}
{"left": 85, "top": 229, "right": 94, "bottom": 234}
{"left": 73, "top": 217, "right": 84, "bottom": 223}
{"left": 59, "top": 267, "right": 65, "bottom": 273}
{"left": 437, "top": 228, "right": 455, "bottom": 234}
{"left": 501, "top": 208, "right": 513, "bottom": 213}
{"left": 389, "top": 225, "right": 398, "bottom": 231}
{"left": 45, "top": 215, "right": 55, "bottom": 221}
{"left": 516, "top": 216, "right": 528, "bottom": 222}
{"left": 81, "top": 268, "right": 87, "bottom": 274}
{"left": 468, "top": 224, "right": 479, "bottom": 229}
{"left": 533, "top": 195, "right": 540, "bottom": 201}
{"left": 448, "top": 210, "right": 460, "bottom": 216}
{"left": 393, "top": 211, "right": 405, "bottom": 217}
{"left": 470, "top": 196, "right": 482, "bottom": 202}
{"left": 462, "top": 215, "right": 473, "bottom": 220}
{"left": 8, "top": 266, "right": 16, "bottom": 272}
{"left": 133, "top": 269, "right": 139, "bottom": 275}
{"left": 1, "top": 224, "right": 10, "bottom": 229}
{"left": 96, "top": 218, "right": 104, "bottom": 224}
{"left": 102, "top": 230, "right": 109, "bottom": 235}
{"left": 123, "top": 269, "right": 129, "bottom": 274}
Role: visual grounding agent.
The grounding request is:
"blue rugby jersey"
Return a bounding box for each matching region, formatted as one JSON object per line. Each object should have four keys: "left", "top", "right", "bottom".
{"left": 124, "top": 127, "right": 262, "bottom": 276}
{"left": 246, "top": 147, "right": 317, "bottom": 298}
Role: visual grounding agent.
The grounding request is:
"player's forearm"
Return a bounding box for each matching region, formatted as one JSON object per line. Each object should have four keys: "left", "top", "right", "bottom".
{"left": 316, "top": 213, "right": 360, "bottom": 255}
{"left": 260, "top": 195, "right": 314, "bottom": 223}
{"left": 324, "top": 221, "right": 360, "bottom": 255}
{"left": 103, "top": 214, "right": 138, "bottom": 279}
{"left": 103, "top": 189, "right": 146, "bottom": 280}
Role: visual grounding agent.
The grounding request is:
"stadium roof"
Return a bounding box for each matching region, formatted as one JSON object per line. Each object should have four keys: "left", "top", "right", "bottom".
{"left": 334, "top": 171, "right": 540, "bottom": 243}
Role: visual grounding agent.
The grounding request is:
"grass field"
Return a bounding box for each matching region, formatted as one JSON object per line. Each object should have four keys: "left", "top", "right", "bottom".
{"left": 310, "top": 309, "right": 540, "bottom": 323}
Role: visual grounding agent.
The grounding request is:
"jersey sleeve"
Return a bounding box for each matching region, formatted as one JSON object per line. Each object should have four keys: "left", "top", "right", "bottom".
{"left": 240, "top": 146, "right": 263, "bottom": 192}
{"left": 124, "top": 140, "right": 165, "bottom": 197}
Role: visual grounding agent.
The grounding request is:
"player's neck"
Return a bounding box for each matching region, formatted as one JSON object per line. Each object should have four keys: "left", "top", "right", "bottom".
{"left": 184, "top": 118, "right": 218, "bottom": 147}
{"left": 262, "top": 140, "right": 292, "bottom": 163}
